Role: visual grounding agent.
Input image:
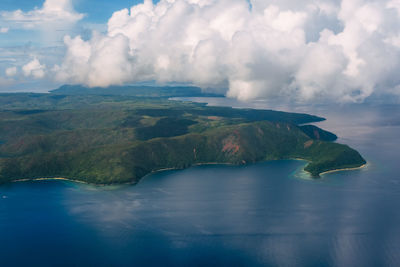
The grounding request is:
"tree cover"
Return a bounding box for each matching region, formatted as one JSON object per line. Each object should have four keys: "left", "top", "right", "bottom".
{"left": 0, "top": 91, "right": 365, "bottom": 184}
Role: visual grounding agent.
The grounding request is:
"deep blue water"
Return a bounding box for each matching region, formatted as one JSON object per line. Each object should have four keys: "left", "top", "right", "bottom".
{"left": 1, "top": 102, "right": 400, "bottom": 266}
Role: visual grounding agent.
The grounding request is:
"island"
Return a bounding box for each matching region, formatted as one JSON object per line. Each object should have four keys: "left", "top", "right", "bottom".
{"left": 0, "top": 86, "right": 366, "bottom": 185}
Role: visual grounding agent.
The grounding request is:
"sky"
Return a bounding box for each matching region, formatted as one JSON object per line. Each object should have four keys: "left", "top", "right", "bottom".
{"left": 0, "top": 0, "right": 400, "bottom": 103}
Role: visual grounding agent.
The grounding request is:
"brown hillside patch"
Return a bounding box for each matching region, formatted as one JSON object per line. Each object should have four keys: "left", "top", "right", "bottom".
{"left": 222, "top": 134, "right": 240, "bottom": 155}
{"left": 304, "top": 140, "right": 314, "bottom": 148}
{"left": 207, "top": 116, "right": 221, "bottom": 121}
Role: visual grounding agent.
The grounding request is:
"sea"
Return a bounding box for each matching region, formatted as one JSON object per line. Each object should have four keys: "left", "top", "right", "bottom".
{"left": 0, "top": 98, "right": 399, "bottom": 266}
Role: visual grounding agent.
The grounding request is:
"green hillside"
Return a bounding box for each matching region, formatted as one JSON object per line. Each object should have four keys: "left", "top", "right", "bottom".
{"left": 0, "top": 93, "right": 365, "bottom": 184}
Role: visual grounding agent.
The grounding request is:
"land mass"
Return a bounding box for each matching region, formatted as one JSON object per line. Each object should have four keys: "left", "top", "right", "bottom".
{"left": 0, "top": 86, "right": 366, "bottom": 185}
{"left": 51, "top": 84, "right": 225, "bottom": 98}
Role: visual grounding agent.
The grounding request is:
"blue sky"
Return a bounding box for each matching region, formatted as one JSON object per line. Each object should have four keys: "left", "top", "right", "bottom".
{"left": 0, "top": 0, "right": 153, "bottom": 45}
{"left": 0, "top": 0, "right": 151, "bottom": 22}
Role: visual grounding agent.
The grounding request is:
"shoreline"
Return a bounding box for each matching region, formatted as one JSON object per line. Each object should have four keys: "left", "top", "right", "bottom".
{"left": 145, "top": 162, "right": 237, "bottom": 177}
{"left": 9, "top": 161, "right": 368, "bottom": 186}
{"left": 319, "top": 163, "right": 368, "bottom": 176}
{"left": 290, "top": 158, "right": 367, "bottom": 177}
{"left": 10, "top": 163, "right": 235, "bottom": 186}
{"left": 12, "top": 177, "right": 140, "bottom": 187}
{"left": 13, "top": 177, "right": 90, "bottom": 184}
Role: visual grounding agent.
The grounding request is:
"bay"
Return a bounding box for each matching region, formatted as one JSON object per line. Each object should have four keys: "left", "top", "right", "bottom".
{"left": 1, "top": 100, "right": 399, "bottom": 266}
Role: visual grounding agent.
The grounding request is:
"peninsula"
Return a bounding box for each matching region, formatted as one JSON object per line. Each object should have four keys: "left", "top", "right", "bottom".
{"left": 0, "top": 86, "right": 366, "bottom": 185}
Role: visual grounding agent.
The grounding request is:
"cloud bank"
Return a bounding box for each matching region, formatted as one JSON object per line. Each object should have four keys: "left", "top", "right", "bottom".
{"left": 40, "top": 0, "right": 400, "bottom": 101}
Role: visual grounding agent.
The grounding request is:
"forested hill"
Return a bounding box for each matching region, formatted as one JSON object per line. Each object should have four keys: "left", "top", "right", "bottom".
{"left": 0, "top": 93, "right": 324, "bottom": 125}
{"left": 0, "top": 93, "right": 365, "bottom": 184}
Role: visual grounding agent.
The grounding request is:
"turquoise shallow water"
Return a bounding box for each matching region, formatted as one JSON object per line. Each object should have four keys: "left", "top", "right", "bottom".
{"left": 0, "top": 102, "right": 399, "bottom": 266}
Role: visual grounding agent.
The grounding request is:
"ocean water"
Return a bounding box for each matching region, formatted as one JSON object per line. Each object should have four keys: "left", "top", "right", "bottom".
{"left": 0, "top": 101, "right": 399, "bottom": 266}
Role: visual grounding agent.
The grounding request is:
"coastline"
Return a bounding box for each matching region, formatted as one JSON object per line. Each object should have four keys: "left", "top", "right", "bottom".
{"left": 12, "top": 177, "right": 142, "bottom": 187}
{"left": 10, "top": 162, "right": 244, "bottom": 186}
{"left": 9, "top": 161, "right": 368, "bottom": 186}
{"left": 13, "top": 177, "right": 90, "bottom": 184}
{"left": 146, "top": 162, "right": 237, "bottom": 176}
{"left": 291, "top": 158, "right": 367, "bottom": 179}
{"left": 319, "top": 163, "right": 368, "bottom": 176}
{"left": 10, "top": 163, "right": 235, "bottom": 186}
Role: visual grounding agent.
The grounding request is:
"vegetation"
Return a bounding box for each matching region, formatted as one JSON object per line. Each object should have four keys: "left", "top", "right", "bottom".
{"left": 299, "top": 125, "right": 338, "bottom": 141}
{"left": 0, "top": 90, "right": 366, "bottom": 184}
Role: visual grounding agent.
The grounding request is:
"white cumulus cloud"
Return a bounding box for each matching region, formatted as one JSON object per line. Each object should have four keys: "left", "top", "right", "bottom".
{"left": 23, "top": 58, "right": 46, "bottom": 79}
{"left": 1, "top": 0, "right": 84, "bottom": 29}
{"left": 0, "top": 27, "right": 9, "bottom": 33}
{"left": 5, "top": 67, "right": 17, "bottom": 77}
{"left": 54, "top": 0, "right": 400, "bottom": 102}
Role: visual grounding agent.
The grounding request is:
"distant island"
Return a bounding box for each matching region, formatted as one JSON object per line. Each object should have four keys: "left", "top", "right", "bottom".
{"left": 51, "top": 84, "right": 225, "bottom": 98}
{"left": 0, "top": 85, "right": 366, "bottom": 185}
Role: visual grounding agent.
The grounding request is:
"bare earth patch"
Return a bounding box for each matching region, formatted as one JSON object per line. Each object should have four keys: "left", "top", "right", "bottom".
{"left": 304, "top": 140, "right": 314, "bottom": 148}
{"left": 207, "top": 116, "right": 221, "bottom": 120}
{"left": 222, "top": 134, "right": 240, "bottom": 155}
